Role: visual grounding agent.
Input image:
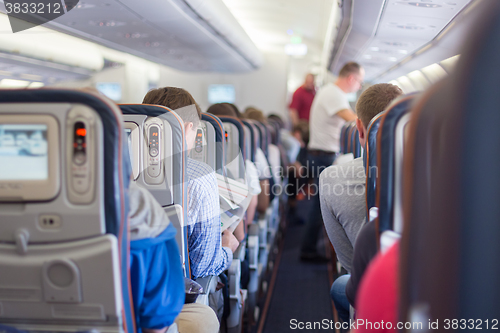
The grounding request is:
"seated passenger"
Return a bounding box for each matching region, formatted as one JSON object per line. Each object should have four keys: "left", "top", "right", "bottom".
{"left": 208, "top": 103, "right": 261, "bottom": 228}
{"left": 205, "top": 103, "right": 249, "bottom": 242}
{"left": 128, "top": 182, "right": 220, "bottom": 333}
{"left": 268, "top": 113, "right": 301, "bottom": 167}
{"left": 143, "top": 88, "right": 240, "bottom": 280}
{"left": 243, "top": 109, "right": 280, "bottom": 188}
{"left": 319, "top": 83, "right": 402, "bottom": 322}
{"left": 355, "top": 242, "right": 399, "bottom": 333}
{"left": 242, "top": 107, "right": 274, "bottom": 216}
{"left": 143, "top": 88, "right": 239, "bottom": 320}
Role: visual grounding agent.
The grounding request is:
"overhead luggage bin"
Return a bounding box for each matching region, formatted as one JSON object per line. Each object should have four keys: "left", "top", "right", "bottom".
{"left": 47, "top": 0, "right": 263, "bottom": 72}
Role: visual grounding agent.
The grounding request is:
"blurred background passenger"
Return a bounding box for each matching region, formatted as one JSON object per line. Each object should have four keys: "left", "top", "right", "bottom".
{"left": 288, "top": 73, "right": 316, "bottom": 126}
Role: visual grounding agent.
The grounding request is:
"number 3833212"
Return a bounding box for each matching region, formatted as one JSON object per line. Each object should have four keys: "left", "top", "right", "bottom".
{"left": 5, "top": 2, "right": 62, "bottom": 14}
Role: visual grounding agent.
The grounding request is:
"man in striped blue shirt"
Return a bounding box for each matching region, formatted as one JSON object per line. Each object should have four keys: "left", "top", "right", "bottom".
{"left": 143, "top": 87, "right": 239, "bottom": 280}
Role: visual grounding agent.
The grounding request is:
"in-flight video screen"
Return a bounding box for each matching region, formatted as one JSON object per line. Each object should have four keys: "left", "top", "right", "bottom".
{"left": 0, "top": 124, "right": 48, "bottom": 180}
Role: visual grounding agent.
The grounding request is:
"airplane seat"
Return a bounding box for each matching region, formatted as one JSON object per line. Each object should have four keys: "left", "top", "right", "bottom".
{"left": 218, "top": 116, "right": 246, "bottom": 181}
{"left": 247, "top": 122, "right": 271, "bottom": 265}
{"left": 364, "top": 112, "right": 386, "bottom": 219}
{"left": 191, "top": 118, "right": 217, "bottom": 173}
{"left": 201, "top": 113, "right": 226, "bottom": 176}
{"left": 346, "top": 123, "right": 356, "bottom": 155}
{"left": 373, "top": 95, "right": 418, "bottom": 252}
{"left": 340, "top": 122, "right": 350, "bottom": 154}
{"left": 0, "top": 89, "right": 135, "bottom": 333}
{"left": 120, "top": 104, "right": 190, "bottom": 274}
{"left": 242, "top": 120, "right": 256, "bottom": 163}
{"left": 401, "top": 0, "right": 500, "bottom": 325}
{"left": 267, "top": 123, "right": 277, "bottom": 146}
{"left": 340, "top": 123, "right": 348, "bottom": 154}
{"left": 236, "top": 120, "right": 262, "bottom": 324}
{"left": 398, "top": 78, "right": 457, "bottom": 325}
{"left": 264, "top": 124, "right": 282, "bottom": 240}
{"left": 209, "top": 115, "right": 249, "bottom": 333}
{"left": 349, "top": 126, "right": 360, "bottom": 158}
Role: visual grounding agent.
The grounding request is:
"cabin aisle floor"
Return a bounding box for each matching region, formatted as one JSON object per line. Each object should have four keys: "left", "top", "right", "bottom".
{"left": 258, "top": 213, "right": 335, "bottom": 333}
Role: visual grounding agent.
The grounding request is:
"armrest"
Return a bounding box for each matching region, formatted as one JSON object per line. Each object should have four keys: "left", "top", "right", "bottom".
{"left": 228, "top": 259, "right": 241, "bottom": 299}
{"left": 195, "top": 275, "right": 218, "bottom": 295}
{"left": 380, "top": 230, "right": 400, "bottom": 253}
{"left": 247, "top": 235, "right": 259, "bottom": 270}
{"left": 194, "top": 275, "right": 219, "bottom": 306}
{"left": 233, "top": 240, "right": 246, "bottom": 262}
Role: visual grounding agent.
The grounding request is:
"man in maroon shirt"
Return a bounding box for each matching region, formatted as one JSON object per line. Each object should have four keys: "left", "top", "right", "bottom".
{"left": 289, "top": 73, "right": 316, "bottom": 125}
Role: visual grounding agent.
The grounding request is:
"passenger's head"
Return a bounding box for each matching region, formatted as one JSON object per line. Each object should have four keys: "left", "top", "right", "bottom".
{"left": 268, "top": 114, "right": 285, "bottom": 129}
{"left": 304, "top": 73, "right": 315, "bottom": 90}
{"left": 355, "top": 83, "right": 403, "bottom": 147}
{"left": 221, "top": 103, "right": 242, "bottom": 118}
{"left": 337, "top": 62, "right": 365, "bottom": 93}
{"left": 244, "top": 107, "right": 267, "bottom": 124}
{"left": 293, "top": 120, "right": 309, "bottom": 146}
{"left": 207, "top": 103, "right": 237, "bottom": 117}
{"left": 143, "top": 87, "right": 201, "bottom": 151}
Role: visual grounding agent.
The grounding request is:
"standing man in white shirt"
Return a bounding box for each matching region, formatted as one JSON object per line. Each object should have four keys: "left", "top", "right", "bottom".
{"left": 300, "top": 62, "right": 364, "bottom": 262}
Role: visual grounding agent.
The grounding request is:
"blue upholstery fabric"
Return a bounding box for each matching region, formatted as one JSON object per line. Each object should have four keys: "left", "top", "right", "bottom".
{"left": 0, "top": 89, "right": 134, "bottom": 333}
{"left": 460, "top": 7, "right": 500, "bottom": 319}
{"left": 349, "top": 126, "right": 358, "bottom": 155}
{"left": 354, "top": 129, "right": 361, "bottom": 158}
{"left": 202, "top": 113, "right": 226, "bottom": 175}
{"left": 346, "top": 123, "right": 356, "bottom": 154}
{"left": 376, "top": 95, "right": 417, "bottom": 233}
{"left": 340, "top": 123, "right": 349, "bottom": 154}
{"left": 365, "top": 113, "right": 384, "bottom": 218}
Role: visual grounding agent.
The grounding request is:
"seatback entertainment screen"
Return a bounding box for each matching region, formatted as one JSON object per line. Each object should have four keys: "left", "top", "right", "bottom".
{"left": 0, "top": 124, "right": 48, "bottom": 180}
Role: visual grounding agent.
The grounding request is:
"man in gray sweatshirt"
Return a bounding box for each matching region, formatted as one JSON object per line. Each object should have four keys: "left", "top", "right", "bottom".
{"left": 319, "top": 83, "right": 402, "bottom": 322}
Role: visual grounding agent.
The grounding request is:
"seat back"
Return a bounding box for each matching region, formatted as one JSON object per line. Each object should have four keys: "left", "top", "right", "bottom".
{"left": 340, "top": 122, "right": 351, "bottom": 154}
{"left": 267, "top": 120, "right": 280, "bottom": 146}
{"left": 201, "top": 113, "right": 226, "bottom": 175}
{"left": 349, "top": 125, "right": 361, "bottom": 158}
{"left": 401, "top": 0, "right": 500, "bottom": 325}
{"left": 375, "top": 95, "right": 417, "bottom": 234}
{"left": 218, "top": 116, "right": 246, "bottom": 180}
{"left": 364, "top": 112, "right": 385, "bottom": 218}
{"left": 120, "top": 104, "right": 189, "bottom": 277}
{"left": 0, "top": 89, "right": 134, "bottom": 333}
{"left": 346, "top": 123, "right": 356, "bottom": 154}
{"left": 392, "top": 113, "right": 412, "bottom": 235}
{"left": 254, "top": 121, "right": 269, "bottom": 158}
{"left": 190, "top": 120, "right": 216, "bottom": 172}
{"left": 242, "top": 120, "right": 257, "bottom": 162}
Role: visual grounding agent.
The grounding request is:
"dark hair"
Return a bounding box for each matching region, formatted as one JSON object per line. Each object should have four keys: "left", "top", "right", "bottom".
{"left": 338, "top": 62, "right": 362, "bottom": 78}
{"left": 207, "top": 103, "right": 237, "bottom": 117}
{"left": 293, "top": 120, "right": 309, "bottom": 142}
{"left": 221, "top": 103, "right": 242, "bottom": 118}
{"left": 268, "top": 114, "right": 284, "bottom": 129}
{"left": 143, "top": 87, "right": 201, "bottom": 126}
{"left": 355, "top": 83, "right": 403, "bottom": 127}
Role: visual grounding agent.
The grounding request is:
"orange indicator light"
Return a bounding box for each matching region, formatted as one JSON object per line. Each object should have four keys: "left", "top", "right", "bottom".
{"left": 76, "top": 128, "right": 87, "bottom": 136}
